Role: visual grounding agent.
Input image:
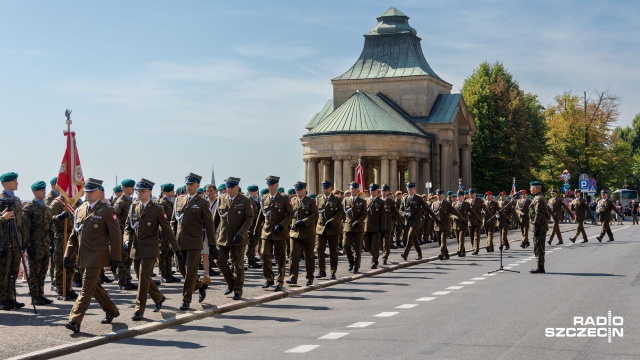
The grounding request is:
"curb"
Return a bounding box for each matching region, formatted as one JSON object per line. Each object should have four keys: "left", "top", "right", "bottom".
{"left": 10, "top": 223, "right": 587, "bottom": 360}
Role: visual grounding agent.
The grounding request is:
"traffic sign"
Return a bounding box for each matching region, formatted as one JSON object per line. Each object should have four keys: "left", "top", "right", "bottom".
{"left": 579, "top": 180, "right": 588, "bottom": 189}
{"left": 579, "top": 173, "right": 589, "bottom": 181}
{"left": 588, "top": 178, "right": 597, "bottom": 187}
{"left": 564, "top": 183, "right": 571, "bottom": 189}
{"left": 588, "top": 186, "right": 597, "bottom": 196}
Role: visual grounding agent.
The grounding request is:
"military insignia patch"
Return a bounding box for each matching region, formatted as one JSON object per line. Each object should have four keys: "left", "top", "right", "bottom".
{"left": 113, "top": 214, "right": 117, "bottom": 220}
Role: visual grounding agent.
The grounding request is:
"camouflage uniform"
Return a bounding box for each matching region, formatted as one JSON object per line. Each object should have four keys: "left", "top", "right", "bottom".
{"left": 114, "top": 195, "right": 133, "bottom": 285}
{"left": 23, "top": 200, "right": 55, "bottom": 298}
{"left": 0, "top": 192, "right": 28, "bottom": 306}
{"left": 529, "top": 191, "right": 548, "bottom": 271}
{"left": 156, "top": 195, "right": 175, "bottom": 279}
{"left": 49, "top": 197, "right": 77, "bottom": 295}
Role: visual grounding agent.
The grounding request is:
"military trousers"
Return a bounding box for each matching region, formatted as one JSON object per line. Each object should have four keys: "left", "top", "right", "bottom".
{"left": 382, "top": 220, "right": 395, "bottom": 260}
{"left": 246, "top": 233, "right": 258, "bottom": 261}
{"left": 177, "top": 249, "right": 205, "bottom": 304}
{"left": 218, "top": 245, "right": 246, "bottom": 295}
{"left": 117, "top": 240, "right": 133, "bottom": 285}
{"left": 435, "top": 230, "right": 448, "bottom": 257}
{"left": 363, "top": 231, "right": 381, "bottom": 266}
{"left": 69, "top": 267, "right": 118, "bottom": 325}
{"left": 572, "top": 220, "right": 588, "bottom": 241}
{"left": 468, "top": 225, "right": 481, "bottom": 252}
{"left": 404, "top": 226, "right": 423, "bottom": 258}
{"left": 499, "top": 225, "right": 510, "bottom": 249}
{"left": 343, "top": 231, "right": 364, "bottom": 269}
{"left": 0, "top": 242, "right": 21, "bottom": 301}
{"left": 316, "top": 232, "right": 339, "bottom": 275}
{"left": 393, "top": 221, "right": 404, "bottom": 245}
{"left": 52, "top": 236, "right": 75, "bottom": 293}
{"left": 454, "top": 229, "right": 466, "bottom": 255}
{"left": 549, "top": 220, "right": 563, "bottom": 243}
{"left": 134, "top": 258, "right": 163, "bottom": 315}
{"left": 520, "top": 219, "right": 530, "bottom": 245}
{"left": 261, "top": 239, "right": 286, "bottom": 285}
{"left": 27, "top": 246, "right": 50, "bottom": 297}
{"left": 532, "top": 231, "right": 546, "bottom": 269}
{"left": 484, "top": 221, "right": 496, "bottom": 249}
{"left": 158, "top": 232, "right": 174, "bottom": 278}
{"left": 289, "top": 237, "right": 314, "bottom": 282}
{"left": 599, "top": 219, "right": 614, "bottom": 240}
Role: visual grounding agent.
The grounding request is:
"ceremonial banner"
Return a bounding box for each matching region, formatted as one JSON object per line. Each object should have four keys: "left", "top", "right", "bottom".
{"left": 55, "top": 122, "right": 84, "bottom": 206}
{"left": 355, "top": 160, "right": 365, "bottom": 192}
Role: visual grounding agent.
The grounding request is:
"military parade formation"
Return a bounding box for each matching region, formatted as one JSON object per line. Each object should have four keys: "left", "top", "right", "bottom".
{"left": 0, "top": 170, "right": 635, "bottom": 335}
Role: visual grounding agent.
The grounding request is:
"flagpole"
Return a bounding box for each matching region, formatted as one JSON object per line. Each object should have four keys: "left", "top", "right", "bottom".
{"left": 62, "top": 109, "right": 72, "bottom": 299}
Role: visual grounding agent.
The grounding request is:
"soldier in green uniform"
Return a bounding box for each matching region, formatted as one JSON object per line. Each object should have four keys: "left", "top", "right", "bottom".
{"left": 596, "top": 189, "right": 623, "bottom": 242}
{"left": 171, "top": 173, "right": 215, "bottom": 310}
{"left": 157, "top": 183, "right": 179, "bottom": 283}
{"left": 255, "top": 176, "right": 294, "bottom": 291}
{"left": 342, "top": 182, "right": 367, "bottom": 273}
{"left": 287, "top": 182, "right": 318, "bottom": 286}
{"left": 48, "top": 187, "right": 80, "bottom": 300}
{"left": 213, "top": 177, "right": 254, "bottom": 300}
{"left": 244, "top": 184, "right": 262, "bottom": 269}
{"left": 529, "top": 181, "right": 548, "bottom": 273}
{"left": 64, "top": 178, "right": 122, "bottom": 333}
{"left": 315, "top": 180, "right": 343, "bottom": 279}
{"left": 381, "top": 184, "right": 403, "bottom": 265}
{"left": 452, "top": 190, "right": 471, "bottom": 257}
{"left": 430, "top": 188, "right": 462, "bottom": 260}
{"left": 363, "top": 184, "right": 386, "bottom": 269}
{"left": 497, "top": 192, "right": 513, "bottom": 251}
{"left": 393, "top": 191, "right": 405, "bottom": 247}
{"left": 125, "top": 179, "right": 182, "bottom": 320}
{"left": 0, "top": 172, "right": 28, "bottom": 310}
{"left": 569, "top": 189, "right": 594, "bottom": 243}
{"left": 45, "top": 177, "right": 59, "bottom": 206}
{"left": 23, "top": 181, "right": 56, "bottom": 305}
{"left": 483, "top": 191, "right": 499, "bottom": 252}
{"left": 467, "top": 189, "right": 491, "bottom": 255}
{"left": 515, "top": 190, "right": 532, "bottom": 248}
{"left": 547, "top": 189, "right": 573, "bottom": 245}
{"left": 401, "top": 182, "right": 438, "bottom": 260}
{"left": 114, "top": 179, "right": 136, "bottom": 290}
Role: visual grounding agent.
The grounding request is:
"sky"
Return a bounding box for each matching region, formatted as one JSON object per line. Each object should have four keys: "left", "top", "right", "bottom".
{"left": 1, "top": 0, "right": 638, "bottom": 199}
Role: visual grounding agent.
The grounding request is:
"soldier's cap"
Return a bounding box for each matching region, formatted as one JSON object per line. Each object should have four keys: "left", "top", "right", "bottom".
{"left": 381, "top": 184, "right": 390, "bottom": 191}
{"left": 395, "top": 190, "right": 403, "bottom": 196}
{"left": 265, "top": 175, "right": 280, "bottom": 185}
{"left": 601, "top": 189, "right": 609, "bottom": 194}
{"left": 294, "top": 181, "right": 307, "bottom": 191}
{"left": 160, "top": 183, "right": 174, "bottom": 192}
{"left": 434, "top": 189, "right": 444, "bottom": 195}
{"left": 185, "top": 173, "right": 202, "bottom": 184}
{"left": 113, "top": 185, "right": 123, "bottom": 193}
{"left": 485, "top": 191, "right": 493, "bottom": 195}
{"left": 321, "top": 180, "right": 333, "bottom": 189}
{"left": 50, "top": 177, "right": 58, "bottom": 186}
{"left": 574, "top": 189, "right": 582, "bottom": 193}
{"left": 310, "top": 194, "right": 317, "bottom": 199}
{"left": 176, "top": 185, "right": 186, "bottom": 195}
{"left": 84, "top": 178, "right": 103, "bottom": 192}
{"left": 332, "top": 189, "right": 342, "bottom": 195}
{"left": 457, "top": 190, "right": 464, "bottom": 196}
{"left": 520, "top": 189, "right": 527, "bottom": 194}
{"left": 31, "top": 180, "right": 46, "bottom": 191}
{"left": 225, "top": 177, "right": 240, "bottom": 188}
{"left": 246, "top": 184, "right": 259, "bottom": 192}
{"left": 406, "top": 182, "right": 416, "bottom": 189}
{"left": 260, "top": 188, "right": 269, "bottom": 196}
{"left": 530, "top": 180, "right": 543, "bottom": 187}
{"left": 217, "top": 184, "right": 226, "bottom": 192}
{"left": 464, "top": 190, "right": 469, "bottom": 195}
{"left": 277, "top": 187, "right": 285, "bottom": 193}
{"left": 499, "top": 191, "right": 506, "bottom": 195}
{"left": 121, "top": 178, "right": 135, "bottom": 188}
{"left": 446, "top": 190, "right": 454, "bottom": 196}
{"left": 287, "top": 188, "right": 296, "bottom": 195}
{"left": 349, "top": 181, "right": 360, "bottom": 189}
{"left": 135, "top": 178, "right": 154, "bottom": 191}
{"left": 369, "top": 183, "right": 380, "bottom": 191}
{"left": 197, "top": 187, "right": 205, "bottom": 194}
{"left": 468, "top": 188, "right": 476, "bottom": 194}
{"left": 0, "top": 172, "right": 18, "bottom": 183}
{"left": 452, "top": 193, "right": 458, "bottom": 198}
{"left": 550, "top": 188, "right": 557, "bottom": 193}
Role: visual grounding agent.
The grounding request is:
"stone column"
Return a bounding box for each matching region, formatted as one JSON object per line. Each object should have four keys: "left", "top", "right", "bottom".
{"left": 440, "top": 140, "right": 452, "bottom": 191}
{"left": 308, "top": 158, "right": 318, "bottom": 195}
{"left": 390, "top": 157, "right": 398, "bottom": 191}
{"left": 461, "top": 144, "right": 472, "bottom": 188}
{"left": 421, "top": 158, "right": 431, "bottom": 194}
{"left": 304, "top": 158, "right": 310, "bottom": 186}
{"left": 321, "top": 160, "right": 331, "bottom": 184}
{"left": 333, "top": 157, "right": 343, "bottom": 191}
{"left": 380, "top": 157, "right": 390, "bottom": 187}
{"left": 342, "top": 156, "right": 353, "bottom": 191}
{"left": 408, "top": 157, "right": 418, "bottom": 183}
{"left": 366, "top": 161, "right": 375, "bottom": 187}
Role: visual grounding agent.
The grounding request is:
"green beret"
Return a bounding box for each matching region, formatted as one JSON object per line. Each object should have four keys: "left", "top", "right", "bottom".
{"left": 277, "top": 187, "right": 285, "bottom": 193}
{"left": 530, "top": 180, "right": 543, "bottom": 187}
{"left": 50, "top": 177, "right": 58, "bottom": 185}
{"left": 160, "top": 183, "right": 174, "bottom": 192}
{"left": 0, "top": 172, "right": 18, "bottom": 182}
{"left": 463, "top": 190, "right": 469, "bottom": 195}
{"left": 287, "top": 189, "right": 295, "bottom": 195}
{"left": 197, "top": 187, "right": 205, "bottom": 194}
{"left": 260, "top": 188, "right": 269, "bottom": 196}
{"left": 217, "top": 184, "right": 226, "bottom": 192}
{"left": 247, "top": 184, "right": 259, "bottom": 192}
{"left": 310, "top": 194, "right": 317, "bottom": 199}
{"left": 121, "top": 179, "right": 135, "bottom": 188}
{"left": 31, "top": 181, "right": 46, "bottom": 191}
{"left": 113, "top": 185, "right": 122, "bottom": 192}
{"left": 446, "top": 190, "right": 454, "bottom": 196}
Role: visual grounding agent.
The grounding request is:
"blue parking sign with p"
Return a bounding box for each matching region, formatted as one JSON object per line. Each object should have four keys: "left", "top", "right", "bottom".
{"left": 579, "top": 180, "right": 588, "bottom": 189}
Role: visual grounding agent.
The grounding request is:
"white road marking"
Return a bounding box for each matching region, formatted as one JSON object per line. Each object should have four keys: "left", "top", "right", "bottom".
{"left": 396, "top": 304, "right": 418, "bottom": 309}
{"left": 483, "top": 273, "right": 497, "bottom": 277}
{"left": 555, "top": 248, "right": 563, "bottom": 251}
{"left": 446, "top": 286, "right": 464, "bottom": 290}
{"left": 286, "top": 345, "right": 320, "bottom": 353}
{"left": 347, "top": 322, "right": 375, "bottom": 328}
{"left": 507, "top": 264, "right": 519, "bottom": 267}
{"left": 415, "top": 297, "right": 436, "bottom": 302}
{"left": 375, "top": 312, "right": 399, "bottom": 317}
{"left": 318, "top": 332, "right": 349, "bottom": 340}
{"left": 515, "top": 260, "right": 527, "bottom": 263}
{"left": 432, "top": 291, "right": 451, "bottom": 295}
{"left": 459, "top": 281, "right": 475, "bottom": 285}
{"left": 471, "top": 277, "right": 486, "bottom": 280}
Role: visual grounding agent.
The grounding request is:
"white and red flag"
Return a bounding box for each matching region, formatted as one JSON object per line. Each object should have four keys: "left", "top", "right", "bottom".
{"left": 55, "top": 128, "right": 84, "bottom": 208}
{"left": 355, "top": 159, "right": 365, "bottom": 193}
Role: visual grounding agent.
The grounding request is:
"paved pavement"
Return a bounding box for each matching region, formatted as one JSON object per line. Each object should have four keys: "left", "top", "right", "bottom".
{"left": 48, "top": 223, "right": 640, "bottom": 360}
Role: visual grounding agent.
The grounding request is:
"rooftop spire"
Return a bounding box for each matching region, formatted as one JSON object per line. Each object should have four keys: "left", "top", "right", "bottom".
{"left": 368, "top": 7, "right": 416, "bottom": 36}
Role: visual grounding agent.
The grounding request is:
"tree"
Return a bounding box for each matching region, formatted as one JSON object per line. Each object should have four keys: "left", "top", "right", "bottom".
{"left": 461, "top": 61, "right": 546, "bottom": 192}
{"left": 613, "top": 112, "right": 640, "bottom": 190}
{"left": 537, "top": 91, "right": 635, "bottom": 191}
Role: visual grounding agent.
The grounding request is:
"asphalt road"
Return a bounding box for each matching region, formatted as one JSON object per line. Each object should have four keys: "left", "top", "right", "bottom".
{"left": 60, "top": 224, "right": 640, "bottom": 360}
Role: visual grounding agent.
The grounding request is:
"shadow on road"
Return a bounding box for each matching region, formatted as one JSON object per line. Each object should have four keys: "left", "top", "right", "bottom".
{"left": 544, "top": 272, "right": 624, "bottom": 277}
{"left": 215, "top": 314, "right": 300, "bottom": 322}
{"left": 120, "top": 337, "right": 206, "bottom": 349}
{"left": 257, "top": 303, "right": 331, "bottom": 311}
{"left": 294, "top": 294, "right": 368, "bottom": 301}
{"left": 175, "top": 324, "right": 251, "bottom": 335}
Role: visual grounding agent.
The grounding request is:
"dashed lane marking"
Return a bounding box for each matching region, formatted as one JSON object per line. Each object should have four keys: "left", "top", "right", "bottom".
{"left": 318, "top": 333, "right": 349, "bottom": 340}
{"left": 396, "top": 304, "right": 419, "bottom": 309}
{"left": 459, "top": 281, "right": 475, "bottom": 285}
{"left": 415, "top": 297, "right": 436, "bottom": 302}
{"left": 446, "top": 286, "right": 464, "bottom": 290}
{"left": 471, "top": 277, "right": 486, "bottom": 280}
{"left": 375, "top": 312, "right": 399, "bottom": 317}
{"left": 285, "top": 345, "right": 320, "bottom": 353}
{"left": 503, "top": 267, "right": 513, "bottom": 269}
{"left": 347, "top": 322, "right": 375, "bottom": 328}
{"left": 483, "top": 273, "right": 497, "bottom": 277}
{"left": 432, "top": 291, "right": 451, "bottom": 295}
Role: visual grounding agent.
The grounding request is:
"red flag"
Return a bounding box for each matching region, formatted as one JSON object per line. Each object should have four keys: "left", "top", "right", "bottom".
{"left": 511, "top": 180, "right": 517, "bottom": 196}
{"left": 355, "top": 160, "right": 364, "bottom": 193}
{"left": 55, "top": 130, "right": 84, "bottom": 205}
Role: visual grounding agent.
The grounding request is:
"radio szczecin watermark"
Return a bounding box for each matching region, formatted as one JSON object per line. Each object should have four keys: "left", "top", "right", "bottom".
{"left": 546, "top": 311, "right": 623, "bottom": 343}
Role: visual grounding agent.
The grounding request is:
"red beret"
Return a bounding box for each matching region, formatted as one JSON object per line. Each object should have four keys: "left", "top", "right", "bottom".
{"left": 484, "top": 191, "right": 492, "bottom": 195}
{"left": 499, "top": 191, "right": 506, "bottom": 195}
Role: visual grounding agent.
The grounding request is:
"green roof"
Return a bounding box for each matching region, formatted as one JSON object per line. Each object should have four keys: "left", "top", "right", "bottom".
{"left": 304, "top": 90, "right": 428, "bottom": 138}
{"left": 305, "top": 99, "right": 333, "bottom": 130}
{"left": 412, "top": 94, "right": 462, "bottom": 124}
{"left": 334, "top": 8, "right": 444, "bottom": 82}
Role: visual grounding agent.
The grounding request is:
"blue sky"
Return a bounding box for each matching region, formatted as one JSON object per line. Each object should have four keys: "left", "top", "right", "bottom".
{"left": 1, "top": 0, "right": 638, "bottom": 198}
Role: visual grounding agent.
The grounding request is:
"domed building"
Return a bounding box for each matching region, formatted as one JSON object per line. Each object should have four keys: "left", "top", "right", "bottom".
{"left": 301, "top": 8, "right": 476, "bottom": 194}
